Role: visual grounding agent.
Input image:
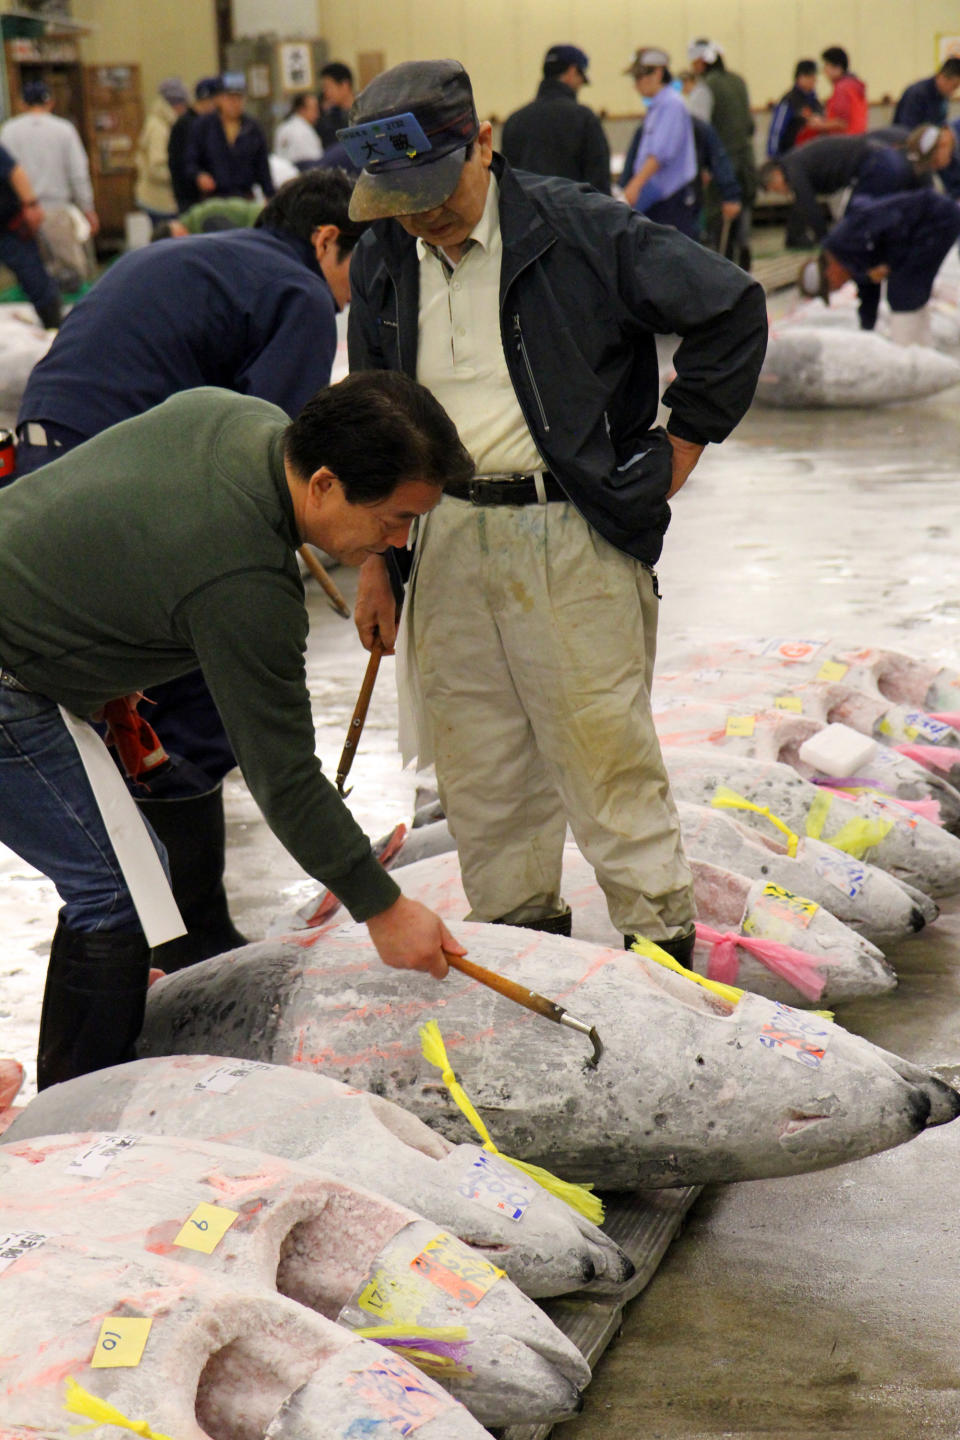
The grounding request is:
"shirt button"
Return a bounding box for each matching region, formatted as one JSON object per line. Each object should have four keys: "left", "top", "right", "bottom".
{"left": 452, "top": 280, "right": 461, "bottom": 290}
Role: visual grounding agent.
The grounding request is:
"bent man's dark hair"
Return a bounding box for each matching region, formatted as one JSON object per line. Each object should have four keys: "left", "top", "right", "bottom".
{"left": 940, "top": 58, "right": 960, "bottom": 79}
{"left": 794, "top": 59, "right": 818, "bottom": 80}
{"left": 256, "top": 168, "right": 367, "bottom": 259}
{"left": 285, "top": 371, "right": 474, "bottom": 504}
{"left": 821, "top": 47, "right": 849, "bottom": 71}
{"left": 320, "top": 61, "right": 353, "bottom": 87}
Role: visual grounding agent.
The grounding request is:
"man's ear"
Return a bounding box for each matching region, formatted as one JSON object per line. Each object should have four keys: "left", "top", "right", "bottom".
{"left": 307, "top": 465, "right": 338, "bottom": 503}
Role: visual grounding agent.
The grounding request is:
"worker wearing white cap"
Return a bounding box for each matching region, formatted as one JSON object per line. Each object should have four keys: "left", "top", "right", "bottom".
{"left": 621, "top": 48, "right": 698, "bottom": 236}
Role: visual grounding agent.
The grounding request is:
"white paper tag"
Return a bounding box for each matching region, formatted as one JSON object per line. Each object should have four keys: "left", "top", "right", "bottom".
{"left": 0, "top": 1230, "right": 51, "bottom": 1273}
{"left": 904, "top": 711, "right": 951, "bottom": 743}
{"left": 66, "top": 1134, "right": 140, "bottom": 1178}
{"left": 457, "top": 1152, "right": 533, "bottom": 1222}
{"left": 193, "top": 1060, "right": 272, "bottom": 1094}
{"left": 758, "top": 1003, "right": 831, "bottom": 1069}
{"left": 57, "top": 707, "right": 185, "bottom": 947}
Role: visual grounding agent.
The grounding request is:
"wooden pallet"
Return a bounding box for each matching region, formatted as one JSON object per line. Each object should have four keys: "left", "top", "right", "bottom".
{"left": 496, "top": 1185, "right": 701, "bottom": 1440}
{"left": 753, "top": 250, "right": 815, "bottom": 295}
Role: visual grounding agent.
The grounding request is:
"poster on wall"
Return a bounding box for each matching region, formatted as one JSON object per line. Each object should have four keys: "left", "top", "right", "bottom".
{"left": 247, "top": 63, "right": 270, "bottom": 99}
{"left": 278, "top": 42, "right": 314, "bottom": 93}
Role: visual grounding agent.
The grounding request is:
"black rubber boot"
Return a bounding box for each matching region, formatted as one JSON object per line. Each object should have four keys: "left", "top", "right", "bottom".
{"left": 494, "top": 908, "right": 573, "bottom": 937}
{"left": 37, "top": 919, "right": 151, "bottom": 1090}
{"left": 137, "top": 785, "right": 247, "bottom": 972}
{"left": 624, "top": 926, "right": 696, "bottom": 965}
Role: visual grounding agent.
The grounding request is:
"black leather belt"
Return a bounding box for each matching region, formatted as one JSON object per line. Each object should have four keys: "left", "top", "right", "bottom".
{"left": 444, "top": 473, "right": 566, "bottom": 506}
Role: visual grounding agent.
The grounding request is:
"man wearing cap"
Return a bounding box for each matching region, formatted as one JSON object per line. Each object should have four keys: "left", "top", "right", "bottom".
{"left": 135, "top": 78, "right": 190, "bottom": 222}
{"left": 760, "top": 127, "right": 946, "bottom": 248}
{"left": 343, "top": 59, "right": 767, "bottom": 963}
{"left": 0, "top": 81, "right": 99, "bottom": 240}
{"left": 501, "top": 46, "right": 610, "bottom": 193}
{"left": 185, "top": 75, "right": 274, "bottom": 200}
{"left": 687, "top": 40, "right": 756, "bottom": 268}
{"left": 621, "top": 48, "right": 698, "bottom": 235}
{"left": 800, "top": 188, "right": 960, "bottom": 346}
{"left": 168, "top": 77, "right": 222, "bottom": 213}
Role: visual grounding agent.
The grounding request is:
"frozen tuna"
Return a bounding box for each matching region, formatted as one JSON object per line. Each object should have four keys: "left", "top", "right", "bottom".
{"left": 0, "top": 1230, "right": 490, "bottom": 1439}
{"left": 126, "top": 923, "right": 960, "bottom": 1189}
{"left": 0, "top": 1131, "right": 588, "bottom": 1426}
{"left": 755, "top": 329, "right": 960, "bottom": 407}
{"left": 664, "top": 747, "right": 960, "bottom": 897}
{"left": 4, "top": 1054, "right": 631, "bottom": 1299}
{"left": 652, "top": 698, "right": 960, "bottom": 831}
{"left": 677, "top": 802, "right": 936, "bottom": 947}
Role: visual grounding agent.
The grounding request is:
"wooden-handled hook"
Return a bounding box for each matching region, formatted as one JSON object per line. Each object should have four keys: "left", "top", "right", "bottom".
{"left": 336, "top": 643, "right": 383, "bottom": 797}
{"left": 444, "top": 950, "right": 603, "bottom": 1068}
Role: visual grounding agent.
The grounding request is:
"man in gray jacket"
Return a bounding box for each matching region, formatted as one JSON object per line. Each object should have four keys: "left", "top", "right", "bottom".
{"left": 343, "top": 60, "right": 767, "bottom": 961}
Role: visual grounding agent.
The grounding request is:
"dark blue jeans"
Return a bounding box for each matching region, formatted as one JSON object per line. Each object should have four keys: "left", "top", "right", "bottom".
{"left": 0, "top": 681, "right": 168, "bottom": 933}
{"left": 0, "top": 224, "right": 59, "bottom": 321}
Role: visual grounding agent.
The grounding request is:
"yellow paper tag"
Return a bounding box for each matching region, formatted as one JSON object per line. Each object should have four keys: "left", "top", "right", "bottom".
{"left": 760, "top": 882, "right": 819, "bottom": 919}
{"left": 91, "top": 1316, "right": 153, "bottom": 1369}
{"left": 725, "top": 715, "right": 755, "bottom": 737}
{"left": 817, "top": 661, "right": 848, "bottom": 682}
{"left": 357, "top": 1266, "right": 426, "bottom": 1324}
{"left": 173, "top": 1202, "right": 238, "bottom": 1255}
{"left": 774, "top": 696, "right": 803, "bottom": 713}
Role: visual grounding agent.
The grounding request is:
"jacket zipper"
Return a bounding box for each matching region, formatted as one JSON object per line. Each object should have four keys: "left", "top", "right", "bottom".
{"left": 512, "top": 313, "right": 550, "bottom": 434}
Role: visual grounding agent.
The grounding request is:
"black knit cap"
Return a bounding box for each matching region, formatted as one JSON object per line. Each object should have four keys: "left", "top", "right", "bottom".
{"left": 339, "top": 60, "right": 479, "bottom": 221}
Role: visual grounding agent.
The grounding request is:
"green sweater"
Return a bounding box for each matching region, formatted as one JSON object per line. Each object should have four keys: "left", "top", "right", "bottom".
{"left": 0, "top": 387, "right": 401, "bottom": 923}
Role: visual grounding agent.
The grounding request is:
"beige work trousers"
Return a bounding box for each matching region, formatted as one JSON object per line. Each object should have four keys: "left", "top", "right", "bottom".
{"left": 411, "top": 496, "right": 695, "bottom": 939}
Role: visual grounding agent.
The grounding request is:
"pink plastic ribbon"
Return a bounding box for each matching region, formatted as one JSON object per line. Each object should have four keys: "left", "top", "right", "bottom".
{"left": 695, "top": 921, "right": 826, "bottom": 1003}
{"left": 929, "top": 712, "right": 960, "bottom": 730}
{"left": 895, "top": 742, "right": 960, "bottom": 776}
{"left": 811, "top": 774, "right": 941, "bottom": 826}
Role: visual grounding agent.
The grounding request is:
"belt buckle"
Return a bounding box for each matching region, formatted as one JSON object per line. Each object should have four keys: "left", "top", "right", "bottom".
{"left": 467, "top": 479, "right": 486, "bottom": 505}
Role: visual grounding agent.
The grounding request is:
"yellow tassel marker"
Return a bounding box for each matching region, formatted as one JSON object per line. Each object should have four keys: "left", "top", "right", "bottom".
{"left": 63, "top": 1376, "right": 179, "bottom": 1439}
{"left": 419, "top": 1020, "right": 604, "bottom": 1225}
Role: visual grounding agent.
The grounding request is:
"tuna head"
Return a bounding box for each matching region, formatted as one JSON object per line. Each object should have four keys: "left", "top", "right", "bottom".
{"left": 133, "top": 923, "right": 957, "bottom": 1191}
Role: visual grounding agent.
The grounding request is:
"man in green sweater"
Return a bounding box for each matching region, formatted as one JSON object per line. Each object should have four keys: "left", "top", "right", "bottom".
{"left": 0, "top": 374, "right": 472, "bottom": 1088}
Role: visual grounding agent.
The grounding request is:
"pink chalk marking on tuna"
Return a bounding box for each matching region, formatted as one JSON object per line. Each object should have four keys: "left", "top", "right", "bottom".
{"left": 811, "top": 776, "right": 943, "bottom": 826}
{"left": 0, "top": 1062, "right": 24, "bottom": 1110}
{"left": 696, "top": 922, "right": 826, "bottom": 1003}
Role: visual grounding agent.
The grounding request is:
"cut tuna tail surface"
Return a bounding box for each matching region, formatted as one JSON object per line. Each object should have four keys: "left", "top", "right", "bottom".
{"left": 3, "top": 1054, "right": 632, "bottom": 1299}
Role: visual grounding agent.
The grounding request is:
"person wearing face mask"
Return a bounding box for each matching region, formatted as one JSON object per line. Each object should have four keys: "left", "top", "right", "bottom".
{"left": 13, "top": 169, "right": 365, "bottom": 970}
{"left": 344, "top": 59, "right": 767, "bottom": 965}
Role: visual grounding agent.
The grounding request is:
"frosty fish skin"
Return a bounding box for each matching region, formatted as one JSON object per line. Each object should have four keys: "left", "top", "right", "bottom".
{"left": 755, "top": 329, "right": 960, "bottom": 408}
{"left": 663, "top": 747, "right": 960, "bottom": 897}
{"left": 0, "top": 1230, "right": 490, "bottom": 1440}
{"left": 677, "top": 802, "right": 935, "bottom": 947}
{"left": 3, "top": 1054, "right": 631, "bottom": 1299}
{"left": 0, "top": 1132, "right": 588, "bottom": 1426}
{"left": 129, "top": 924, "right": 960, "bottom": 1190}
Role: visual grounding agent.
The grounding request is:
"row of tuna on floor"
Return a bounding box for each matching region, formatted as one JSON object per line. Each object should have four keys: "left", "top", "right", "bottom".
{"left": 2, "top": 635, "right": 959, "bottom": 1437}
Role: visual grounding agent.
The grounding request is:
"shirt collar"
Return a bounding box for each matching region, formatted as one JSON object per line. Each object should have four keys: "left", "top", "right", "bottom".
{"left": 416, "top": 172, "right": 501, "bottom": 265}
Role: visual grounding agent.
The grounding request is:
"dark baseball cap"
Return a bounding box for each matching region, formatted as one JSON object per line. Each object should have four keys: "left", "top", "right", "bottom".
{"left": 340, "top": 60, "right": 479, "bottom": 222}
{"left": 544, "top": 44, "right": 590, "bottom": 80}
{"left": 22, "top": 81, "right": 51, "bottom": 105}
{"left": 195, "top": 76, "right": 223, "bottom": 100}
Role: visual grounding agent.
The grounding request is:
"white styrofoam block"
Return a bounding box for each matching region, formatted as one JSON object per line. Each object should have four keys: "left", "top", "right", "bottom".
{"left": 798, "top": 723, "right": 879, "bottom": 778}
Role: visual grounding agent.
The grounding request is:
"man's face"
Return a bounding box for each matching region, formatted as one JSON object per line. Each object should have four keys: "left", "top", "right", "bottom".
{"left": 933, "top": 127, "right": 957, "bottom": 170}
{"left": 300, "top": 94, "right": 321, "bottom": 124}
{"left": 322, "top": 77, "right": 352, "bottom": 110}
{"left": 634, "top": 66, "right": 664, "bottom": 99}
{"left": 314, "top": 227, "right": 353, "bottom": 309}
{"left": 824, "top": 253, "right": 851, "bottom": 292}
{"left": 394, "top": 122, "right": 493, "bottom": 250}
{"left": 936, "top": 71, "right": 960, "bottom": 98}
{"left": 217, "top": 92, "right": 245, "bottom": 121}
{"left": 822, "top": 62, "right": 842, "bottom": 83}
{"left": 306, "top": 474, "right": 442, "bottom": 565}
{"left": 797, "top": 72, "right": 817, "bottom": 92}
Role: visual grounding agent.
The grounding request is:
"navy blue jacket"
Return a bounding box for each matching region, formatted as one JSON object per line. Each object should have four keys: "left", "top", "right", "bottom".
{"left": 184, "top": 111, "right": 275, "bottom": 198}
{"left": 893, "top": 76, "right": 947, "bottom": 129}
{"left": 502, "top": 79, "right": 611, "bottom": 194}
{"left": 825, "top": 189, "right": 960, "bottom": 329}
{"left": 766, "top": 84, "right": 824, "bottom": 156}
{"left": 940, "top": 118, "right": 960, "bottom": 199}
{"left": 348, "top": 155, "right": 766, "bottom": 564}
{"left": 20, "top": 228, "right": 337, "bottom": 436}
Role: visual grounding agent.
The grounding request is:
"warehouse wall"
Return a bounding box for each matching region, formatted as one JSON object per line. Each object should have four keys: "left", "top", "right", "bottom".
{"left": 71, "top": 0, "right": 218, "bottom": 104}
{"left": 69, "top": 1, "right": 960, "bottom": 122}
